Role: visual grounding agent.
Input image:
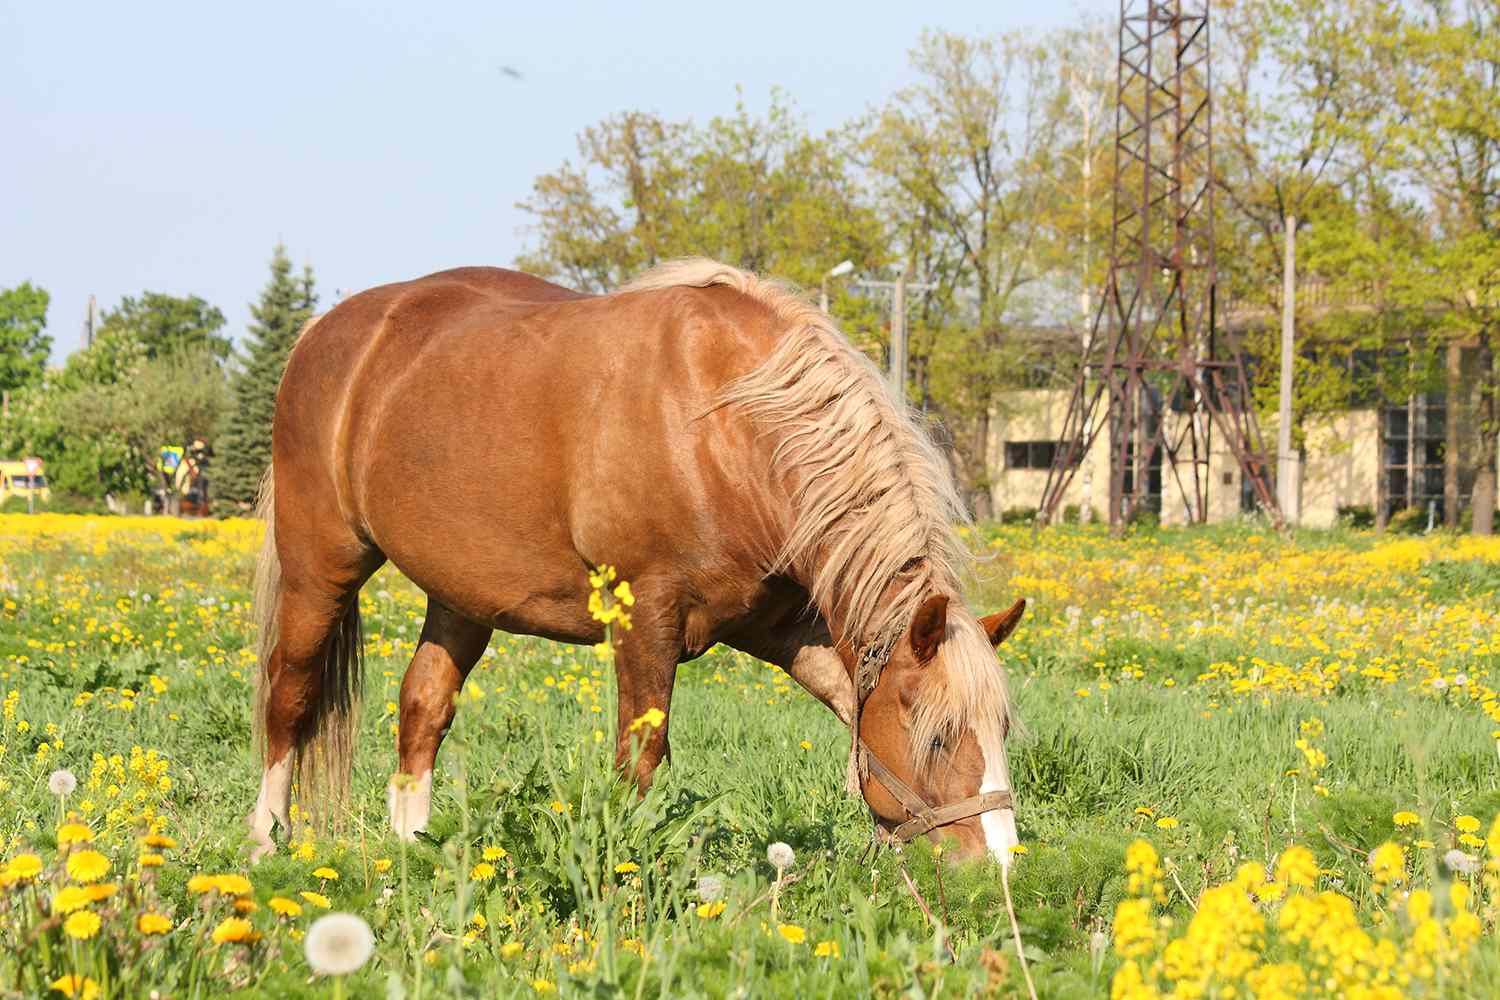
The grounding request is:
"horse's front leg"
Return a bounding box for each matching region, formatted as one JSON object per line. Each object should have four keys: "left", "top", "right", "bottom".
{"left": 610, "top": 590, "right": 681, "bottom": 791}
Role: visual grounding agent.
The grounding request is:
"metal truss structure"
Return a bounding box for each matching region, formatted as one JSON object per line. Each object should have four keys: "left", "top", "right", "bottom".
{"left": 1037, "top": 0, "right": 1281, "bottom": 530}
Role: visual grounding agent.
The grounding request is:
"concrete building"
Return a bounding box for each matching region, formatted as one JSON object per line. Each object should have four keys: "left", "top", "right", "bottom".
{"left": 986, "top": 348, "right": 1496, "bottom": 529}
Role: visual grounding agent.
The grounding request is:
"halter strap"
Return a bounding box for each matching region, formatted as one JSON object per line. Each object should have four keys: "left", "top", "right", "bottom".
{"left": 861, "top": 738, "right": 1014, "bottom": 842}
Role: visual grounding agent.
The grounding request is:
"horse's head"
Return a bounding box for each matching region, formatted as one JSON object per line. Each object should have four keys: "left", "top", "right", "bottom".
{"left": 856, "top": 593, "right": 1025, "bottom": 865}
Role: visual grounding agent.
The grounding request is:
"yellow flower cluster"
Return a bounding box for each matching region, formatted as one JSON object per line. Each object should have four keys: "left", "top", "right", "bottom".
{"left": 1111, "top": 813, "right": 1500, "bottom": 999}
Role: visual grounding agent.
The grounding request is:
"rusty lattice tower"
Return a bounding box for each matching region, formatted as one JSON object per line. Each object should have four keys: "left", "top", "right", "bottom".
{"left": 1038, "top": 0, "right": 1279, "bottom": 530}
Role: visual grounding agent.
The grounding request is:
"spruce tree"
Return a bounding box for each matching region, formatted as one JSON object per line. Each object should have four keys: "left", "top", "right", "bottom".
{"left": 217, "top": 245, "right": 318, "bottom": 506}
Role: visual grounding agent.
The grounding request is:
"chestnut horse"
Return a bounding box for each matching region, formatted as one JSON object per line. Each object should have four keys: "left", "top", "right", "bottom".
{"left": 247, "top": 259, "right": 1026, "bottom": 864}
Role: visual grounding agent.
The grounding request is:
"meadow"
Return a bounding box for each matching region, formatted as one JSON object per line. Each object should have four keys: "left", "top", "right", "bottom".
{"left": 3, "top": 513, "right": 1500, "bottom": 998}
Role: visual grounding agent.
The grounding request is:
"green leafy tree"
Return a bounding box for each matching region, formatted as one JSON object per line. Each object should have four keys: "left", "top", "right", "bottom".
{"left": 217, "top": 245, "right": 317, "bottom": 506}
{"left": 95, "top": 292, "right": 230, "bottom": 363}
{"left": 0, "top": 282, "right": 52, "bottom": 394}
{"left": 1384, "top": 0, "right": 1500, "bottom": 533}
{"left": 860, "top": 30, "right": 1074, "bottom": 517}
{"left": 517, "top": 93, "right": 884, "bottom": 295}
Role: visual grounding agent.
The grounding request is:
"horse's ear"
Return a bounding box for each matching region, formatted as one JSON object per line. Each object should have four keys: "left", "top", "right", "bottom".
{"left": 909, "top": 594, "right": 949, "bottom": 664}
{"left": 979, "top": 598, "right": 1026, "bottom": 647}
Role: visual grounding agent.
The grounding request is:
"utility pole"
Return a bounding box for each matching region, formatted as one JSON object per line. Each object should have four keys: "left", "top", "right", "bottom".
{"left": 83, "top": 294, "right": 97, "bottom": 348}
{"left": 1277, "top": 216, "right": 1298, "bottom": 524}
{"left": 852, "top": 267, "right": 936, "bottom": 408}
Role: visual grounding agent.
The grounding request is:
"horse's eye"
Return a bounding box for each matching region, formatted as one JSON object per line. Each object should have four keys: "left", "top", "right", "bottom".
{"left": 930, "top": 736, "right": 943, "bottom": 753}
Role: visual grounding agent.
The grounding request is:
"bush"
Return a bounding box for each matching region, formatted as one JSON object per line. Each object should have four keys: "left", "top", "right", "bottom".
{"left": 1061, "top": 503, "right": 1100, "bottom": 525}
{"left": 1387, "top": 507, "right": 1427, "bottom": 534}
{"left": 1336, "top": 505, "right": 1375, "bottom": 530}
{"left": 1000, "top": 506, "right": 1037, "bottom": 525}
{"left": 1125, "top": 506, "right": 1160, "bottom": 530}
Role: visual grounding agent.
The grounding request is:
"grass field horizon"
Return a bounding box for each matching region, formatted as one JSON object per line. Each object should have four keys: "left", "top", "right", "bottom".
{"left": 4, "top": 513, "right": 1500, "bottom": 997}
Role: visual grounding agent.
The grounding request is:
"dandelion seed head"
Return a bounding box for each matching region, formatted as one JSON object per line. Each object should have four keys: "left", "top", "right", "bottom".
{"left": 304, "top": 912, "right": 375, "bottom": 976}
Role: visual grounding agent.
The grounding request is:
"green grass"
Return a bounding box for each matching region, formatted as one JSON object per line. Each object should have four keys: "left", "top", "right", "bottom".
{"left": 2, "top": 516, "right": 1499, "bottom": 997}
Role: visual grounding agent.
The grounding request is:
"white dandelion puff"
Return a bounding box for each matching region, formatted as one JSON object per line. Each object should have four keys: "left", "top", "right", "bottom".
{"left": 304, "top": 912, "right": 375, "bottom": 976}
{"left": 697, "top": 874, "right": 724, "bottom": 902}
{"left": 49, "top": 769, "right": 77, "bottom": 797}
{"left": 767, "top": 842, "right": 794, "bottom": 871}
{"left": 1443, "top": 849, "right": 1479, "bottom": 876}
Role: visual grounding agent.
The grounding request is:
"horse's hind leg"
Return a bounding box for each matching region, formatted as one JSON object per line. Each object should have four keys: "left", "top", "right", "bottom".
{"left": 389, "top": 600, "right": 492, "bottom": 839}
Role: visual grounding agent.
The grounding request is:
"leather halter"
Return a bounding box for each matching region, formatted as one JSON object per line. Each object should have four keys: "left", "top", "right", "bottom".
{"left": 849, "top": 628, "right": 1014, "bottom": 843}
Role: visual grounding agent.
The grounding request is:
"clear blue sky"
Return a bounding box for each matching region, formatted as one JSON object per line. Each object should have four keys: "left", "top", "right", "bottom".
{"left": 2, "top": 1, "right": 1104, "bottom": 360}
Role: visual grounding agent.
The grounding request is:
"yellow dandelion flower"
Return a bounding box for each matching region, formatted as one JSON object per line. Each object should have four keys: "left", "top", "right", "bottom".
{"left": 1455, "top": 815, "right": 1480, "bottom": 834}
{"left": 211, "top": 916, "right": 256, "bottom": 944}
{"left": 501, "top": 941, "right": 524, "bottom": 959}
{"left": 64, "top": 909, "right": 102, "bottom": 939}
{"left": 470, "top": 862, "right": 497, "bottom": 881}
{"left": 1274, "top": 845, "right": 1318, "bottom": 889}
{"left": 269, "top": 896, "right": 303, "bottom": 917}
{"left": 57, "top": 822, "right": 94, "bottom": 846}
{"left": 814, "top": 939, "right": 841, "bottom": 958}
{"left": 233, "top": 897, "right": 258, "bottom": 914}
{"left": 300, "top": 890, "right": 331, "bottom": 909}
{"left": 187, "top": 874, "right": 216, "bottom": 894}
{"left": 777, "top": 923, "right": 806, "bottom": 944}
{"left": 1393, "top": 810, "right": 1420, "bottom": 827}
{"left": 138, "top": 912, "right": 173, "bottom": 935}
{"left": 312, "top": 866, "right": 339, "bottom": 880}
{"left": 141, "top": 834, "right": 177, "bottom": 849}
{"left": 137, "top": 853, "right": 164, "bottom": 867}
{"left": 532, "top": 980, "right": 556, "bottom": 994}
{"left": 65, "top": 850, "right": 110, "bottom": 883}
{"left": 627, "top": 708, "right": 665, "bottom": 733}
{"left": 1155, "top": 817, "right": 1179, "bottom": 830}
{"left": 548, "top": 801, "right": 570, "bottom": 814}
{"left": 5, "top": 853, "right": 43, "bottom": 880}
{"left": 1369, "top": 842, "right": 1405, "bottom": 884}
{"left": 213, "top": 874, "right": 252, "bottom": 895}
{"left": 696, "top": 900, "right": 726, "bottom": 919}
{"left": 372, "top": 858, "right": 393, "bottom": 873}
{"left": 481, "top": 846, "right": 507, "bottom": 861}
{"left": 52, "top": 885, "right": 91, "bottom": 914}
{"left": 84, "top": 883, "right": 117, "bottom": 902}
{"left": 1009, "top": 844, "right": 1029, "bottom": 856}
{"left": 614, "top": 861, "right": 640, "bottom": 874}
{"left": 48, "top": 975, "right": 100, "bottom": 999}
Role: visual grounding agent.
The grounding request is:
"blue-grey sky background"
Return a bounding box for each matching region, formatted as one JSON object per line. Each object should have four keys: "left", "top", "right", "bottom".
{"left": 2, "top": 1, "right": 1105, "bottom": 361}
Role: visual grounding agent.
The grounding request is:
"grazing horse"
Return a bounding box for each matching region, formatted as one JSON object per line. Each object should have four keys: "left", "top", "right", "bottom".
{"left": 247, "top": 259, "right": 1026, "bottom": 865}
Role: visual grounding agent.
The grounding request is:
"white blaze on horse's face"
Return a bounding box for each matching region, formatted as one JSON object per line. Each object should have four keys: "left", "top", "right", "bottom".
{"left": 978, "top": 737, "right": 1020, "bottom": 867}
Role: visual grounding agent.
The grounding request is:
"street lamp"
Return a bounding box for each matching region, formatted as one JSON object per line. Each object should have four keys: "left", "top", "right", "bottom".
{"left": 820, "top": 260, "right": 855, "bottom": 313}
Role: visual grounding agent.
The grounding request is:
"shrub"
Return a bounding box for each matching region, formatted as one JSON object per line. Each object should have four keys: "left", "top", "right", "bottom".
{"left": 1387, "top": 507, "right": 1427, "bottom": 534}
{"left": 1336, "top": 505, "right": 1374, "bottom": 530}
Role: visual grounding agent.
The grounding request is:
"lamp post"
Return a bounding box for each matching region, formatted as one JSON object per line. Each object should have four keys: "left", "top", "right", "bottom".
{"left": 852, "top": 266, "right": 937, "bottom": 407}
{"left": 820, "top": 260, "right": 854, "bottom": 313}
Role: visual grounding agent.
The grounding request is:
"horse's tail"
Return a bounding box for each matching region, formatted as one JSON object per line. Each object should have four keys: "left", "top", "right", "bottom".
{"left": 251, "top": 461, "right": 365, "bottom": 828}
{"left": 251, "top": 464, "right": 280, "bottom": 767}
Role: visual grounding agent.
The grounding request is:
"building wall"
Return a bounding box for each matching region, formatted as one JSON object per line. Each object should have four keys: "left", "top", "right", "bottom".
{"left": 986, "top": 390, "right": 1385, "bottom": 526}
{"left": 986, "top": 390, "right": 1110, "bottom": 519}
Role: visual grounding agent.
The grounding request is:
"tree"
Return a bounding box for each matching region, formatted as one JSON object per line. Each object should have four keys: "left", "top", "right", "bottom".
{"left": 94, "top": 292, "right": 230, "bottom": 363}
{"left": 860, "top": 30, "right": 1073, "bottom": 517}
{"left": 217, "top": 245, "right": 318, "bottom": 506}
{"left": 0, "top": 282, "right": 52, "bottom": 394}
{"left": 517, "top": 94, "right": 885, "bottom": 295}
{"left": 1385, "top": 0, "right": 1500, "bottom": 533}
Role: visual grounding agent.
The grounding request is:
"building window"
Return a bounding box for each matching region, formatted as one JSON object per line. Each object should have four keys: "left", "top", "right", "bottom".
{"left": 1005, "top": 441, "right": 1080, "bottom": 470}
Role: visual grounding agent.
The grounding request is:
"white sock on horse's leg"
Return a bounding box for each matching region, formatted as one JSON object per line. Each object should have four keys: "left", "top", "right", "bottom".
{"left": 388, "top": 770, "right": 433, "bottom": 840}
{"left": 247, "top": 755, "right": 292, "bottom": 863}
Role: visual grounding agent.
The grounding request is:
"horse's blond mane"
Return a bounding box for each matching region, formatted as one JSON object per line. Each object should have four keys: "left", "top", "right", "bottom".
{"left": 620, "top": 258, "right": 1012, "bottom": 766}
